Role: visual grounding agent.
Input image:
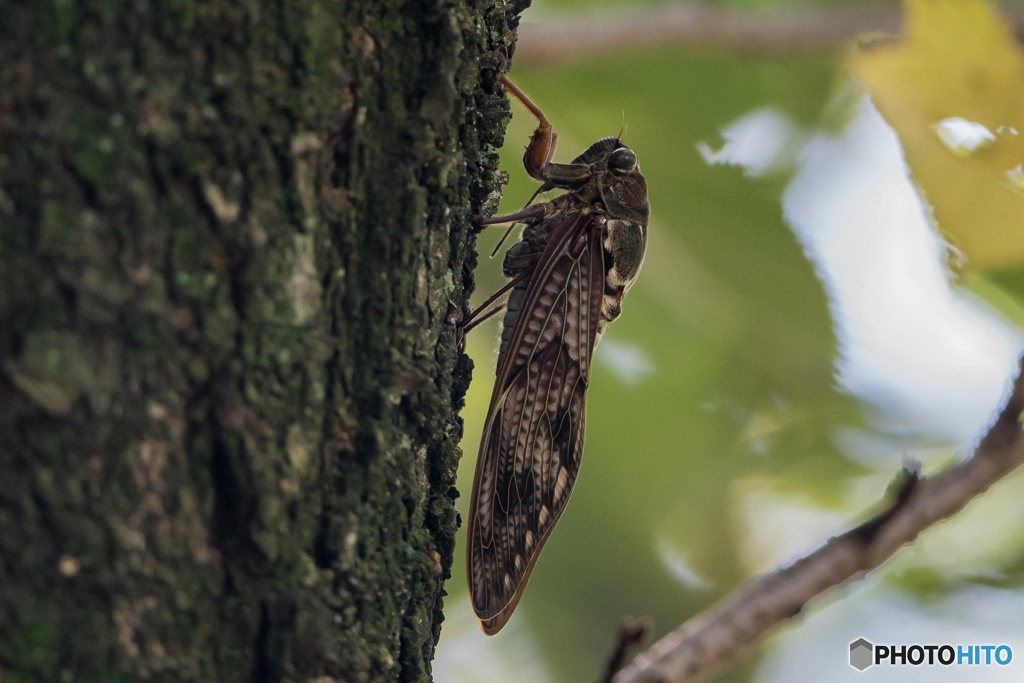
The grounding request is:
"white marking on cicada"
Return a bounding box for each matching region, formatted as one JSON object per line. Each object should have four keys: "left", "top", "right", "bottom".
{"left": 526, "top": 530, "right": 535, "bottom": 550}
{"left": 477, "top": 460, "right": 494, "bottom": 534}
{"left": 601, "top": 291, "right": 623, "bottom": 325}
{"left": 548, "top": 456, "right": 560, "bottom": 488}
{"left": 554, "top": 466, "right": 568, "bottom": 501}
{"left": 539, "top": 295, "right": 565, "bottom": 348}
{"left": 603, "top": 219, "right": 647, "bottom": 291}
{"left": 539, "top": 505, "right": 550, "bottom": 527}
{"left": 564, "top": 269, "right": 581, "bottom": 362}
{"left": 504, "top": 572, "right": 513, "bottom": 594}
{"left": 532, "top": 419, "right": 552, "bottom": 476}
{"left": 546, "top": 372, "right": 562, "bottom": 416}
{"left": 554, "top": 365, "right": 575, "bottom": 417}
{"left": 477, "top": 495, "right": 491, "bottom": 534}
{"left": 503, "top": 386, "right": 528, "bottom": 453}
{"left": 515, "top": 554, "right": 524, "bottom": 573}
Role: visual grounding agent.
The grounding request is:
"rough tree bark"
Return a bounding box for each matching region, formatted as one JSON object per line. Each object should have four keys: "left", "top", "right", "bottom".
{"left": 0, "top": 0, "right": 523, "bottom": 680}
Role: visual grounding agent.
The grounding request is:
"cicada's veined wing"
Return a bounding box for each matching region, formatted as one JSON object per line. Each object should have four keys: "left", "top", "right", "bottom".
{"left": 467, "top": 210, "right": 605, "bottom": 635}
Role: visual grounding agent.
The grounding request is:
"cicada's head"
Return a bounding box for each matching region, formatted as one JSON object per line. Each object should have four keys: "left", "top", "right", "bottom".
{"left": 573, "top": 137, "right": 649, "bottom": 227}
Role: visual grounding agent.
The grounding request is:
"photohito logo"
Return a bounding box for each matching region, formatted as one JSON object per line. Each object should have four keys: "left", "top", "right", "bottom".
{"left": 849, "top": 638, "right": 1012, "bottom": 671}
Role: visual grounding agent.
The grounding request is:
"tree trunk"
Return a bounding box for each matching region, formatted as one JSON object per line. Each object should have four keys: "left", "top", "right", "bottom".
{"left": 0, "top": 0, "right": 522, "bottom": 680}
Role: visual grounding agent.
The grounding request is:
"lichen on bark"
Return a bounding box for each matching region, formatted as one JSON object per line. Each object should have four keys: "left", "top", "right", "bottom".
{"left": 0, "top": 0, "right": 523, "bottom": 680}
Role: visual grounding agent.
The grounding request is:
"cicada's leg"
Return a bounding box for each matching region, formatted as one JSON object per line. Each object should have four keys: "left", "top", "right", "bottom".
{"left": 500, "top": 75, "right": 594, "bottom": 192}
{"left": 456, "top": 303, "right": 506, "bottom": 349}
{"left": 456, "top": 271, "right": 529, "bottom": 348}
{"left": 472, "top": 201, "right": 552, "bottom": 233}
{"left": 500, "top": 75, "right": 556, "bottom": 179}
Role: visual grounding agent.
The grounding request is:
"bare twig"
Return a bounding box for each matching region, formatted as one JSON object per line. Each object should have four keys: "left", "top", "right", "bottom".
{"left": 514, "top": 2, "right": 1024, "bottom": 63}
{"left": 599, "top": 617, "right": 653, "bottom": 683}
{"left": 613, "top": 360, "right": 1024, "bottom": 683}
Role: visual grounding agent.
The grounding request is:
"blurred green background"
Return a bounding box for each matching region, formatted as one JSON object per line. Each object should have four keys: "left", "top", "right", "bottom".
{"left": 436, "top": 1, "right": 1024, "bottom": 681}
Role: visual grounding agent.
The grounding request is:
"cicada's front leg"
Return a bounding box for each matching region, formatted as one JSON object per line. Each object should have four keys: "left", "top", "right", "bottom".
{"left": 471, "top": 75, "right": 592, "bottom": 235}
{"left": 499, "top": 75, "right": 556, "bottom": 180}
{"left": 500, "top": 75, "right": 593, "bottom": 193}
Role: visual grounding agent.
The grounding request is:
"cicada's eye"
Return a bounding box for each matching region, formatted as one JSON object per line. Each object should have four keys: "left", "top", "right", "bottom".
{"left": 608, "top": 147, "right": 637, "bottom": 172}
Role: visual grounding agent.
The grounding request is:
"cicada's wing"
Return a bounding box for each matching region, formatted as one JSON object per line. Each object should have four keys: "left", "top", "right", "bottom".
{"left": 467, "top": 212, "right": 605, "bottom": 635}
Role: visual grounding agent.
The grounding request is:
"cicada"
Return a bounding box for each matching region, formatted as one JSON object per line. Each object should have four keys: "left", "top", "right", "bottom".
{"left": 465, "top": 75, "right": 649, "bottom": 635}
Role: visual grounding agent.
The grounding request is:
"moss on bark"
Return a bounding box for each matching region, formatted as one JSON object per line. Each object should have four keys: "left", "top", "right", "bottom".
{"left": 0, "top": 0, "right": 524, "bottom": 680}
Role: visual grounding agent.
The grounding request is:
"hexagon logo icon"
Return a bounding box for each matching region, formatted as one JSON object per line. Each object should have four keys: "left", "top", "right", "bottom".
{"left": 850, "top": 638, "right": 874, "bottom": 671}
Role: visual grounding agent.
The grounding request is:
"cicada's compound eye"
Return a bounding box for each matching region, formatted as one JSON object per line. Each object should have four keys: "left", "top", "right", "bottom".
{"left": 608, "top": 147, "right": 637, "bottom": 172}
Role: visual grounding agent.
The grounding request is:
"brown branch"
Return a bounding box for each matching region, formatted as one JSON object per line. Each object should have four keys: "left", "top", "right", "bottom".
{"left": 514, "top": 2, "right": 1024, "bottom": 63}
{"left": 613, "top": 359, "right": 1024, "bottom": 683}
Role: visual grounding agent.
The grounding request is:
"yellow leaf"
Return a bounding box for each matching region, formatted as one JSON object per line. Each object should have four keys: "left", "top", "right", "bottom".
{"left": 849, "top": 0, "right": 1024, "bottom": 271}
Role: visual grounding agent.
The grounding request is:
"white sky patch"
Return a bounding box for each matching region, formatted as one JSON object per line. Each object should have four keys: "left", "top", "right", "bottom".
{"left": 737, "top": 482, "right": 850, "bottom": 574}
{"left": 782, "top": 97, "right": 1023, "bottom": 445}
{"left": 933, "top": 117, "right": 996, "bottom": 157}
{"left": 598, "top": 338, "right": 655, "bottom": 385}
{"left": 697, "top": 108, "right": 799, "bottom": 177}
{"left": 657, "top": 538, "right": 713, "bottom": 591}
{"left": 432, "top": 598, "right": 553, "bottom": 683}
